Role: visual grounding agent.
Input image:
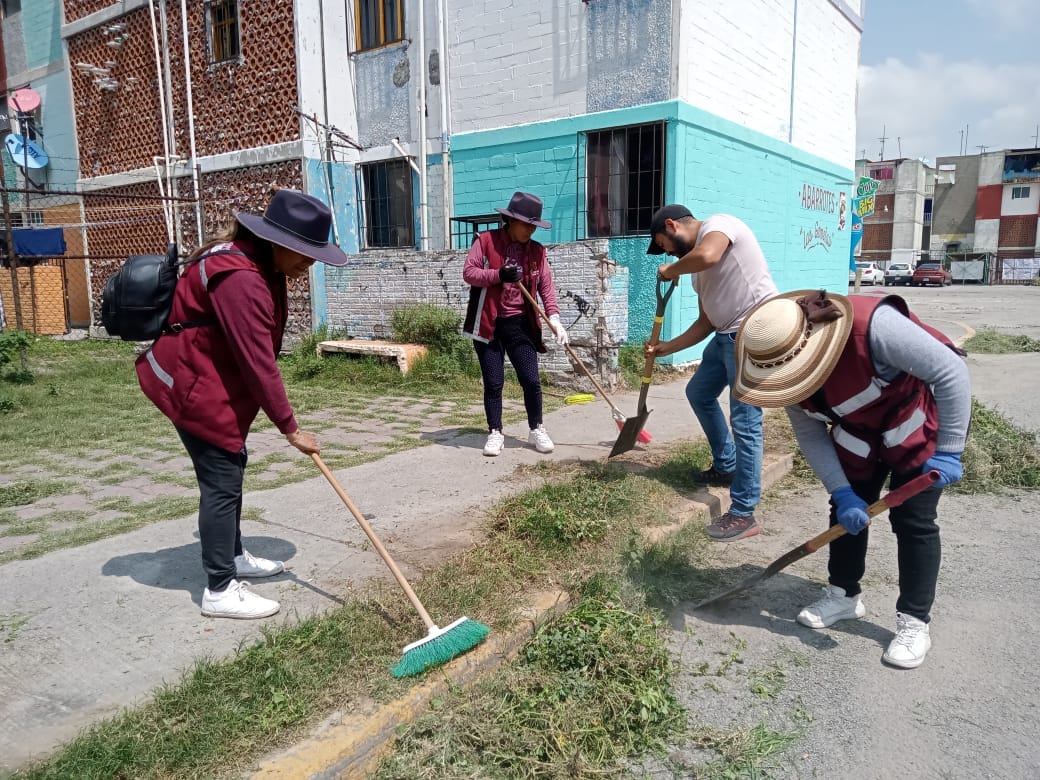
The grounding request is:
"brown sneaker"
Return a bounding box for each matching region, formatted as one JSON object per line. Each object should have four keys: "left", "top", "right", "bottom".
{"left": 694, "top": 465, "right": 735, "bottom": 486}
{"left": 705, "top": 512, "right": 759, "bottom": 541}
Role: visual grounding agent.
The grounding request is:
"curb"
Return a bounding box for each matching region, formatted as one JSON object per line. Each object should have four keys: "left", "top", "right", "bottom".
{"left": 249, "top": 451, "right": 795, "bottom": 780}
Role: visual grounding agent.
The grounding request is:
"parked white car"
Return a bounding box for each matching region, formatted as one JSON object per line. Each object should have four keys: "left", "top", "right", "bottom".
{"left": 849, "top": 262, "right": 882, "bottom": 285}
{"left": 884, "top": 262, "right": 914, "bottom": 286}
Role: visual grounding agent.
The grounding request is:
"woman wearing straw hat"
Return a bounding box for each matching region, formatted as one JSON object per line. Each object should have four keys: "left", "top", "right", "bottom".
{"left": 137, "top": 189, "right": 348, "bottom": 619}
{"left": 463, "top": 191, "right": 568, "bottom": 457}
{"left": 733, "top": 289, "right": 970, "bottom": 668}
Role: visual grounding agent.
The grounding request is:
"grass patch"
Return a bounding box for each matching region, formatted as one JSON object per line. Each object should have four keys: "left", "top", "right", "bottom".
{"left": 963, "top": 329, "right": 1040, "bottom": 353}
{"left": 690, "top": 724, "right": 800, "bottom": 779}
{"left": 0, "top": 479, "right": 75, "bottom": 508}
{"left": 959, "top": 399, "right": 1040, "bottom": 492}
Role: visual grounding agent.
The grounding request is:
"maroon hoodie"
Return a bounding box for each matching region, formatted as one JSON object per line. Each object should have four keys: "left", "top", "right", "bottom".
{"left": 136, "top": 240, "right": 298, "bottom": 452}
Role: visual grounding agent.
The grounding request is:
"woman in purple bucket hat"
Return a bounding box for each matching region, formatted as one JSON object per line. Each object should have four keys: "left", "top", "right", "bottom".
{"left": 137, "top": 188, "right": 347, "bottom": 620}
{"left": 462, "top": 191, "right": 568, "bottom": 457}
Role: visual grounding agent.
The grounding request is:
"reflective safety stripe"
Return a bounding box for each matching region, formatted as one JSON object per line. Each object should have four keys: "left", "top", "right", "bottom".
{"left": 802, "top": 410, "right": 831, "bottom": 422}
{"left": 882, "top": 407, "right": 927, "bottom": 448}
{"left": 832, "top": 425, "right": 871, "bottom": 458}
{"left": 200, "top": 257, "right": 209, "bottom": 289}
{"left": 145, "top": 349, "right": 174, "bottom": 389}
{"left": 831, "top": 379, "right": 883, "bottom": 417}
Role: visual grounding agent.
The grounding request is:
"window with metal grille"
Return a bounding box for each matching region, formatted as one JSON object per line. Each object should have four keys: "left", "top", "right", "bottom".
{"left": 355, "top": 0, "right": 405, "bottom": 52}
{"left": 358, "top": 159, "right": 414, "bottom": 248}
{"left": 206, "top": 0, "right": 241, "bottom": 64}
{"left": 578, "top": 122, "right": 665, "bottom": 239}
{"left": 450, "top": 214, "right": 502, "bottom": 249}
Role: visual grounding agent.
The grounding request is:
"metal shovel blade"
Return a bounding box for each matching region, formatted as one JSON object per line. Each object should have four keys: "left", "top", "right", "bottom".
{"left": 609, "top": 407, "right": 651, "bottom": 458}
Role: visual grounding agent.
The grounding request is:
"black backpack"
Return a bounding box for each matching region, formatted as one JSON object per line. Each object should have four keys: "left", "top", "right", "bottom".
{"left": 101, "top": 244, "right": 215, "bottom": 341}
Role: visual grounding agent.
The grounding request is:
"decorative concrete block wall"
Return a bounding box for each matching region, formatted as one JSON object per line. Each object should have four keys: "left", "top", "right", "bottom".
{"left": 322, "top": 238, "right": 628, "bottom": 386}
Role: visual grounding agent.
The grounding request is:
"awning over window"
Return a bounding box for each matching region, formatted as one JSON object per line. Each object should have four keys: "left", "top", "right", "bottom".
{"left": 12, "top": 228, "right": 66, "bottom": 257}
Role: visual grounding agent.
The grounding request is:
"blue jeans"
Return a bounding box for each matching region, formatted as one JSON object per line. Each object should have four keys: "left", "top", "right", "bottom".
{"left": 685, "top": 332, "right": 763, "bottom": 516}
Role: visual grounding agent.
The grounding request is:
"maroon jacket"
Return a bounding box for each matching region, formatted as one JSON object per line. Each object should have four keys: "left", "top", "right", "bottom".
{"left": 136, "top": 240, "right": 298, "bottom": 452}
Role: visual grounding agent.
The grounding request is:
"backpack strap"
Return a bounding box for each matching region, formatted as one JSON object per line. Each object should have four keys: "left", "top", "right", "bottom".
{"left": 163, "top": 248, "right": 251, "bottom": 335}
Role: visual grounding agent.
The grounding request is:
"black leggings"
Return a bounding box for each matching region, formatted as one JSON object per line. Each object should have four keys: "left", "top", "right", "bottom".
{"left": 474, "top": 315, "right": 543, "bottom": 432}
{"left": 177, "top": 427, "right": 247, "bottom": 592}
{"left": 827, "top": 466, "right": 943, "bottom": 623}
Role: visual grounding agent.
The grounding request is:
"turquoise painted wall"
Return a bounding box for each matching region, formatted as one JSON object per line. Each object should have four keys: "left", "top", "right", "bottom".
{"left": 451, "top": 100, "right": 854, "bottom": 362}
{"left": 305, "top": 158, "right": 357, "bottom": 330}
{"left": 22, "top": 1, "right": 64, "bottom": 71}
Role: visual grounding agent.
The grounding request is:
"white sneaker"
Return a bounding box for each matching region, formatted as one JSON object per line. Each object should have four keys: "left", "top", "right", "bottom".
{"left": 528, "top": 424, "right": 554, "bottom": 453}
{"left": 483, "top": 429, "right": 505, "bottom": 456}
{"left": 201, "top": 579, "right": 280, "bottom": 620}
{"left": 796, "top": 584, "right": 866, "bottom": 628}
{"left": 235, "top": 550, "right": 284, "bottom": 578}
{"left": 883, "top": 612, "right": 931, "bottom": 669}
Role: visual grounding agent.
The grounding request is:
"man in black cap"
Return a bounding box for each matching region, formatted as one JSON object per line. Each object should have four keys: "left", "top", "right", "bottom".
{"left": 644, "top": 205, "right": 778, "bottom": 541}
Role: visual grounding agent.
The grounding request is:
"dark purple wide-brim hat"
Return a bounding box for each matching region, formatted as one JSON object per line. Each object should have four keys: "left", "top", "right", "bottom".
{"left": 495, "top": 191, "right": 552, "bottom": 229}
{"left": 237, "top": 189, "right": 348, "bottom": 267}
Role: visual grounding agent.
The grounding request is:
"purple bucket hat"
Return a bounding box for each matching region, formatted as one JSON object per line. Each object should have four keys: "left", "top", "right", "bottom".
{"left": 495, "top": 191, "right": 552, "bottom": 229}
{"left": 236, "top": 189, "right": 348, "bottom": 266}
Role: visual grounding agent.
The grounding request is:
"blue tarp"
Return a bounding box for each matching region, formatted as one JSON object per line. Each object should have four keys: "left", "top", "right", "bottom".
{"left": 12, "top": 227, "right": 66, "bottom": 257}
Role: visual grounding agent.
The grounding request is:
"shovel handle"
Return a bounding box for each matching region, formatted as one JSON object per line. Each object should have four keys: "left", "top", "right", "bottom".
{"left": 805, "top": 469, "right": 942, "bottom": 552}
{"left": 638, "top": 279, "right": 677, "bottom": 406}
{"left": 516, "top": 280, "right": 625, "bottom": 417}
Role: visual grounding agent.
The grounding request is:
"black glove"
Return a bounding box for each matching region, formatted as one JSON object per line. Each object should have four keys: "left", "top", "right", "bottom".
{"left": 499, "top": 265, "right": 521, "bottom": 283}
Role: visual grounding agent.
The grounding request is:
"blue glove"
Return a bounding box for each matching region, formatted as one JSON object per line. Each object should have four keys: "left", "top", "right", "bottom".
{"left": 923, "top": 450, "right": 962, "bottom": 488}
{"left": 831, "top": 486, "right": 870, "bottom": 535}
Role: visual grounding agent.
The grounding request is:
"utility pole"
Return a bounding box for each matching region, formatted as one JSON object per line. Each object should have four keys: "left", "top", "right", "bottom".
{"left": 959, "top": 129, "right": 964, "bottom": 155}
{"left": 976, "top": 145, "right": 988, "bottom": 154}
{"left": 878, "top": 124, "right": 888, "bottom": 160}
{"left": 1033, "top": 125, "right": 1039, "bottom": 148}
{"left": 897, "top": 137, "right": 902, "bottom": 158}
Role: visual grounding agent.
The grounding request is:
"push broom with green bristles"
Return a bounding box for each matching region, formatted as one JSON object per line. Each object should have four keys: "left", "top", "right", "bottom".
{"left": 310, "top": 454, "right": 489, "bottom": 677}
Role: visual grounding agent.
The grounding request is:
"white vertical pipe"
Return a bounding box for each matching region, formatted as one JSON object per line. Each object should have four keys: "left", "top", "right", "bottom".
{"left": 179, "top": 0, "right": 204, "bottom": 243}
{"left": 436, "top": 0, "right": 452, "bottom": 249}
{"left": 147, "top": 0, "right": 174, "bottom": 243}
{"left": 157, "top": 0, "right": 184, "bottom": 250}
{"left": 416, "top": 0, "right": 429, "bottom": 251}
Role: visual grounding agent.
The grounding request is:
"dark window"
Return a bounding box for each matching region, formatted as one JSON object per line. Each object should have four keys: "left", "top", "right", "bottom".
{"left": 1, "top": 0, "right": 21, "bottom": 19}
{"left": 356, "top": 0, "right": 405, "bottom": 52}
{"left": 206, "top": 0, "right": 241, "bottom": 64}
{"left": 1011, "top": 186, "right": 1031, "bottom": 199}
{"left": 359, "top": 159, "right": 414, "bottom": 248}
{"left": 869, "top": 167, "right": 894, "bottom": 180}
{"left": 450, "top": 214, "right": 502, "bottom": 249}
{"left": 580, "top": 122, "right": 665, "bottom": 238}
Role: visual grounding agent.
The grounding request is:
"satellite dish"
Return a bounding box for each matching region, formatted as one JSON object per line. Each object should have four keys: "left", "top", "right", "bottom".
{"left": 10, "top": 88, "right": 42, "bottom": 114}
{"left": 5, "top": 133, "right": 49, "bottom": 169}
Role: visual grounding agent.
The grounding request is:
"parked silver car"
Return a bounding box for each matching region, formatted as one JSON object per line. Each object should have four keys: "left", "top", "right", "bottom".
{"left": 884, "top": 262, "right": 913, "bottom": 286}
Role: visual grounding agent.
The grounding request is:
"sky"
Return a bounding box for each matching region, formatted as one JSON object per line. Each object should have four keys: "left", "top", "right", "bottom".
{"left": 856, "top": 0, "right": 1040, "bottom": 163}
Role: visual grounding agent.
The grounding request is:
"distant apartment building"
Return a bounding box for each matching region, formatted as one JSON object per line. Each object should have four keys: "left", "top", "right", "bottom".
{"left": 1, "top": 0, "right": 88, "bottom": 331}
{"left": 854, "top": 157, "right": 934, "bottom": 267}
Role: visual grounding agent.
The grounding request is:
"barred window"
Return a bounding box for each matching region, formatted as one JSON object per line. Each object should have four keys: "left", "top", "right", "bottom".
{"left": 206, "top": 0, "right": 241, "bottom": 64}
{"left": 359, "top": 159, "right": 414, "bottom": 249}
{"left": 579, "top": 123, "right": 664, "bottom": 239}
{"left": 356, "top": 0, "right": 405, "bottom": 52}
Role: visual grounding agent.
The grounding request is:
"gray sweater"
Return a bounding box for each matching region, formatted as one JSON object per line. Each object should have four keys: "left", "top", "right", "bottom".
{"left": 786, "top": 302, "right": 971, "bottom": 493}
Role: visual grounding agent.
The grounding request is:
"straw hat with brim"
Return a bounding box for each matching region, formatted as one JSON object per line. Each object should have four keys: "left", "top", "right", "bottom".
{"left": 733, "top": 290, "right": 854, "bottom": 408}
{"left": 494, "top": 191, "right": 552, "bottom": 229}
{"left": 236, "top": 189, "right": 348, "bottom": 267}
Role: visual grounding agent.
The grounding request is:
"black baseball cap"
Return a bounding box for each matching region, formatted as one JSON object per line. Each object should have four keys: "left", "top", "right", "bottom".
{"left": 646, "top": 204, "right": 693, "bottom": 254}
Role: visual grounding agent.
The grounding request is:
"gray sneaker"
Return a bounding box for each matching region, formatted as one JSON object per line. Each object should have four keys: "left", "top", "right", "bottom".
{"left": 705, "top": 512, "right": 759, "bottom": 541}
{"left": 796, "top": 584, "right": 866, "bottom": 628}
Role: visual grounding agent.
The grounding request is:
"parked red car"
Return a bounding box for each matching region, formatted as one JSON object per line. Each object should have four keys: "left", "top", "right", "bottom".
{"left": 911, "top": 263, "right": 953, "bottom": 287}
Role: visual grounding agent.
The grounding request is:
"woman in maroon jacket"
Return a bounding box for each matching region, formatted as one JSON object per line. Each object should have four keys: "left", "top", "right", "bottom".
{"left": 462, "top": 192, "right": 568, "bottom": 457}
{"left": 137, "top": 189, "right": 347, "bottom": 619}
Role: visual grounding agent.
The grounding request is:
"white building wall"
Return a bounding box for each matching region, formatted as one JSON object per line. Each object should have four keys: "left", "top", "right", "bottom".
{"left": 977, "top": 152, "right": 1004, "bottom": 187}
{"left": 447, "top": 0, "right": 589, "bottom": 131}
{"left": 1001, "top": 183, "right": 1040, "bottom": 217}
{"left": 677, "top": 0, "right": 793, "bottom": 143}
{"left": 677, "top": 0, "right": 859, "bottom": 167}
{"left": 975, "top": 219, "right": 1000, "bottom": 251}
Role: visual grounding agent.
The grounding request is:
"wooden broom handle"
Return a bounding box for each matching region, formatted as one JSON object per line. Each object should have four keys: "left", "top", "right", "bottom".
{"left": 311, "top": 453, "right": 435, "bottom": 630}
{"left": 805, "top": 470, "right": 942, "bottom": 552}
{"left": 516, "top": 280, "right": 624, "bottom": 416}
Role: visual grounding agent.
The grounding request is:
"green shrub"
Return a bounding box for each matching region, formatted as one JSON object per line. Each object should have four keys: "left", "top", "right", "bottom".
{"left": 391, "top": 304, "right": 461, "bottom": 353}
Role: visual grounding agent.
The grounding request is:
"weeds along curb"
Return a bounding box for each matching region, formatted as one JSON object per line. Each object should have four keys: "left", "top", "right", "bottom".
{"left": 249, "top": 452, "right": 796, "bottom": 780}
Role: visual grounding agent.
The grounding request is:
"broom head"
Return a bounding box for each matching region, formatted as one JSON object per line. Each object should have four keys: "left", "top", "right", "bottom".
{"left": 391, "top": 616, "right": 490, "bottom": 678}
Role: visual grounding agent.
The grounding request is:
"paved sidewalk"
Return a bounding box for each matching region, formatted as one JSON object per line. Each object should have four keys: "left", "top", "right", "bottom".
{"left": 0, "top": 377, "right": 715, "bottom": 772}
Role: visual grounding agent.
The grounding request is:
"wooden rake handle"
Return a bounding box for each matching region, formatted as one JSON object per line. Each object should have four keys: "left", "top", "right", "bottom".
{"left": 804, "top": 469, "right": 942, "bottom": 553}
{"left": 310, "top": 453, "right": 435, "bottom": 630}
{"left": 515, "top": 280, "right": 623, "bottom": 417}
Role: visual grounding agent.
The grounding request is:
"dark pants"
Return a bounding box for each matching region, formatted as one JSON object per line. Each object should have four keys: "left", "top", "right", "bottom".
{"left": 827, "top": 466, "right": 943, "bottom": 623}
{"left": 177, "top": 427, "right": 247, "bottom": 592}
{"left": 474, "top": 315, "right": 543, "bottom": 431}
